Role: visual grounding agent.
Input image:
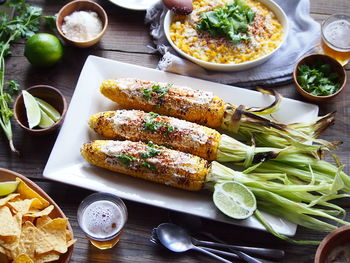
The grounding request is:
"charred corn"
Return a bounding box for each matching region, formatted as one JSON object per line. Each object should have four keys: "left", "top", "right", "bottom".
{"left": 80, "top": 140, "right": 209, "bottom": 191}
{"left": 89, "top": 109, "right": 288, "bottom": 165}
{"left": 100, "top": 78, "right": 335, "bottom": 148}
{"left": 89, "top": 110, "right": 221, "bottom": 160}
{"left": 100, "top": 78, "right": 225, "bottom": 128}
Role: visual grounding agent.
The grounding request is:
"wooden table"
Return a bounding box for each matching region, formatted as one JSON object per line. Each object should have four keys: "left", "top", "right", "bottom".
{"left": 1, "top": 0, "right": 349, "bottom": 262}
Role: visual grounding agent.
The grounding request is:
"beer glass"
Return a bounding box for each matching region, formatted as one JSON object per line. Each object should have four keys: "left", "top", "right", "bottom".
{"left": 77, "top": 192, "right": 128, "bottom": 249}
{"left": 321, "top": 14, "right": 350, "bottom": 66}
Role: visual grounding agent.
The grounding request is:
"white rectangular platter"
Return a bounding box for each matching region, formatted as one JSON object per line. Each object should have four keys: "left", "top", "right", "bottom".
{"left": 44, "top": 55, "right": 319, "bottom": 236}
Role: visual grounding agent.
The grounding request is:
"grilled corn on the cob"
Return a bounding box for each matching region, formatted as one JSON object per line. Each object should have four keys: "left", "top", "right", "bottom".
{"left": 100, "top": 78, "right": 335, "bottom": 148}
{"left": 89, "top": 110, "right": 221, "bottom": 160}
{"left": 81, "top": 140, "right": 209, "bottom": 191}
{"left": 80, "top": 140, "right": 350, "bottom": 237}
{"left": 100, "top": 78, "right": 225, "bottom": 127}
{"left": 89, "top": 109, "right": 285, "bottom": 164}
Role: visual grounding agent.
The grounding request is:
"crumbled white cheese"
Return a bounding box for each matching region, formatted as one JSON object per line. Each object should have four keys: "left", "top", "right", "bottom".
{"left": 62, "top": 11, "right": 102, "bottom": 42}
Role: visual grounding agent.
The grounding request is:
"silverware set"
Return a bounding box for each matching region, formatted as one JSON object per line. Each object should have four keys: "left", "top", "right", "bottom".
{"left": 150, "top": 223, "right": 284, "bottom": 263}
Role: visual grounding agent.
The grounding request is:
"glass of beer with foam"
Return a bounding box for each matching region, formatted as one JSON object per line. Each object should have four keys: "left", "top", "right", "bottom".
{"left": 77, "top": 192, "right": 128, "bottom": 249}
{"left": 321, "top": 14, "right": 350, "bottom": 66}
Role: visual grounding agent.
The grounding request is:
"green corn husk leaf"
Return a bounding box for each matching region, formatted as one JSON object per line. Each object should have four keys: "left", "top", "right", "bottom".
{"left": 251, "top": 187, "right": 350, "bottom": 228}
{"left": 221, "top": 103, "right": 336, "bottom": 149}
{"left": 254, "top": 210, "right": 321, "bottom": 245}
{"left": 206, "top": 162, "right": 350, "bottom": 243}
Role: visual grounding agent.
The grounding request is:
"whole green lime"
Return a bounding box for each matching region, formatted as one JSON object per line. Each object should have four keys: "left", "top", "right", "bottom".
{"left": 24, "top": 33, "right": 63, "bottom": 67}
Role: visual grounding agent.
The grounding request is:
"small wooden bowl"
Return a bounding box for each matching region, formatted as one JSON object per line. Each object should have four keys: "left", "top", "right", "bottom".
{"left": 56, "top": 0, "right": 108, "bottom": 48}
{"left": 293, "top": 54, "right": 346, "bottom": 103}
{"left": 315, "top": 226, "right": 350, "bottom": 263}
{"left": 14, "top": 85, "right": 67, "bottom": 135}
{"left": 0, "top": 168, "right": 74, "bottom": 263}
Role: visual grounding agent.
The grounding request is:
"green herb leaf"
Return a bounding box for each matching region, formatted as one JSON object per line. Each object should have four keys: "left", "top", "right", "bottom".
{"left": 141, "top": 161, "right": 157, "bottom": 171}
{"left": 5, "top": 80, "right": 20, "bottom": 95}
{"left": 116, "top": 154, "right": 136, "bottom": 167}
{"left": 297, "top": 63, "right": 340, "bottom": 96}
{"left": 196, "top": 0, "right": 255, "bottom": 44}
{"left": 142, "top": 84, "right": 171, "bottom": 99}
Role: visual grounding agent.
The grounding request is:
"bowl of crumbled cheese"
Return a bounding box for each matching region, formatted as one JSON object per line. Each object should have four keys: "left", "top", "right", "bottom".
{"left": 56, "top": 0, "right": 108, "bottom": 48}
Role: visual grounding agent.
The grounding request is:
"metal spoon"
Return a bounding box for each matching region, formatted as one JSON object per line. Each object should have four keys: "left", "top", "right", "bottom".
{"left": 168, "top": 212, "right": 284, "bottom": 261}
{"left": 156, "top": 223, "right": 266, "bottom": 263}
{"left": 155, "top": 223, "right": 231, "bottom": 263}
{"left": 150, "top": 228, "right": 276, "bottom": 263}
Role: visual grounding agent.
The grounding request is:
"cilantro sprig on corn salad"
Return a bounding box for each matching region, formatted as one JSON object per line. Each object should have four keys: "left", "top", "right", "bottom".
{"left": 169, "top": 0, "right": 283, "bottom": 64}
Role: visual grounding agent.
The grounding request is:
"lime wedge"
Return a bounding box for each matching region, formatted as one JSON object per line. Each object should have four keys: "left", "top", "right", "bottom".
{"left": 0, "top": 180, "right": 19, "bottom": 197}
{"left": 35, "top": 97, "right": 61, "bottom": 121}
{"left": 38, "top": 109, "right": 55, "bottom": 128}
{"left": 23, "top": 90, "right": 41, "bottom": 129}
{"left": 213, "top": 181, "right": 256, "bottom": 220}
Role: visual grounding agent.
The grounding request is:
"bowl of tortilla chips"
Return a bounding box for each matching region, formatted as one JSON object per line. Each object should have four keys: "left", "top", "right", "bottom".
{"left": 0, "top": 168, "right": 75, "bottom": 263}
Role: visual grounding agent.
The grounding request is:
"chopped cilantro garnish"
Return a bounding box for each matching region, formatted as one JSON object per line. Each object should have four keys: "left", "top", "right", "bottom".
{"left": 141, "top": 161, "right": 157, "bottom": 171}
{"left": 196, "top": 0, "right": 255, "bottom": 44}
{"left": 144, "top": 112, "right": 176, "bottom": 133}
{"left": 140, "top": 146, "right": 161, "bottom": 159}
{"left": 142, "top": 83, "right": 171, "bottom": 99}
{"left": 116, "top": 154, "right": 136, "bottom": 167}
{"left": 297, "top": 61, "right": 341, "bottom": 96}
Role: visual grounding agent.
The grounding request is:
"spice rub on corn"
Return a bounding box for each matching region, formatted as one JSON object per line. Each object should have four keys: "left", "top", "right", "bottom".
{"left": 89, "top": 110, "right": 222, "bottom": 160}
{"left": 170, "top": 0, "right": 284, "bottom": 64}
{"left": 100, "top": 78, "right": 225, "bottom": 128}
{"left": 81, "top": 140, "right": 210, "bottom": 191}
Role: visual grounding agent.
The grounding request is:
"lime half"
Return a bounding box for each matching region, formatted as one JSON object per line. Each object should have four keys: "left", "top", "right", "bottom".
{"left": 38, "top": 109, "right": 55, "bottom": 128}
{"left": 35, "top": 97, "right": 61, "bottom": 122}
{"left": 213, "top": 181, "right": 256, "bottom": 220}
{"left": 22, "top": 90, "right": 41, "bottom": 129}
{"left": 0, "top": 180, "right": 19, "bottom": 197}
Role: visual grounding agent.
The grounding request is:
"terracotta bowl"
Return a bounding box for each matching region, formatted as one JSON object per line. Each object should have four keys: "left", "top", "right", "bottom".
{"left": 0, "top": 168, "right": 74, "bottom": 263}
{"left": 14, "top": 85, "right": 67, "bottom": 135}
{"left": 315, "top": 226, "right": 350, "bottom": 263}
{"left": 56, "top": 0, "right": 108, "bottom": 48}
{"left": 293, "top": 54, "right": 346, "bottom": 103}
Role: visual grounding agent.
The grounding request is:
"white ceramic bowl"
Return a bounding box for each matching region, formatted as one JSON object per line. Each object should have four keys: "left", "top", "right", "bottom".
{"left": 164, "top": 0, "right": 289, "bottom": 71}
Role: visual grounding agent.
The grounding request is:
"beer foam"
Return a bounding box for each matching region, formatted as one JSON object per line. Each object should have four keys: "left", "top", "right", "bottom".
{"left": 82, "top": 200, "right": 124, "bottom": 239}
{"left": 324, "top": 20, "right": 350, "bottom": 49}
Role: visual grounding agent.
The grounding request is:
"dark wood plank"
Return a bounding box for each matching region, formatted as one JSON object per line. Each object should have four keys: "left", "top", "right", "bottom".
{"left": 1, "top": 0, "right": 350, "bottom": 262}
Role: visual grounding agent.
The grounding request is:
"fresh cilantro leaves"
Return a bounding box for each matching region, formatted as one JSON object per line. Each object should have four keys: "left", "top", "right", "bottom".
{"left": 143, "top": 112, "right": 176, "bottom": 133}
{"left": 142, "top": 83, "right": 172, "bottom": 99}
{"left": 116, "top": 154, "right": 136, "bottom": 167}
{"left": 196, "top": 0, "right": 255, "bottom": 44}
{"left": 116, "top": 142, "right": 162, "bottom": 171}
{"left": 297, "top": 62, "right": 341, "bottom": 96}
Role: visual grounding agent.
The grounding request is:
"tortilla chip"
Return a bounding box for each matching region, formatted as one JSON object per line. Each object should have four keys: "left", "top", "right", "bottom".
{"left": 15, "top": 178, "right": 49, "bottom": 209}
{"left": 35, "top": 216, "right": 52, "bottom": 228}
{"left": 8, "top": 199, "right": 34, "bottom": 214}
{"left": 0, "top": 206, "right": 22, "bottom": 237}
{"left": 35, "top": 251, "right": 60, "bottom": 263}
{"left": 67, "top": 238, "right": 77, "bottom": 248}
{"left": 35, "top": 218, "right": 68, "bottom": 254}
{"left": 0, "top": 193, "right": 20, "bottom": 207}
{"left": 26, "top": 205, "right": 54, "bottom": 218}
{"left": 13, "top": 254, "right": 33, "bottom": 263}
{"left": 11, "top": 221, "right": 36, "bottom": 260}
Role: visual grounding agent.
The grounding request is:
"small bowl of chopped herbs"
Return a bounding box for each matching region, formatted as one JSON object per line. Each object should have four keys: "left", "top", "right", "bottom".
{"left": 293, "top": 54, "right": 346, "bottom": 102}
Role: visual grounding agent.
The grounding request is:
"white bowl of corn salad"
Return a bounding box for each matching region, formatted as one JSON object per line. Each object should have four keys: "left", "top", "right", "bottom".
{"left": 164, "top": 0, "right": 288, "bottom": 71}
